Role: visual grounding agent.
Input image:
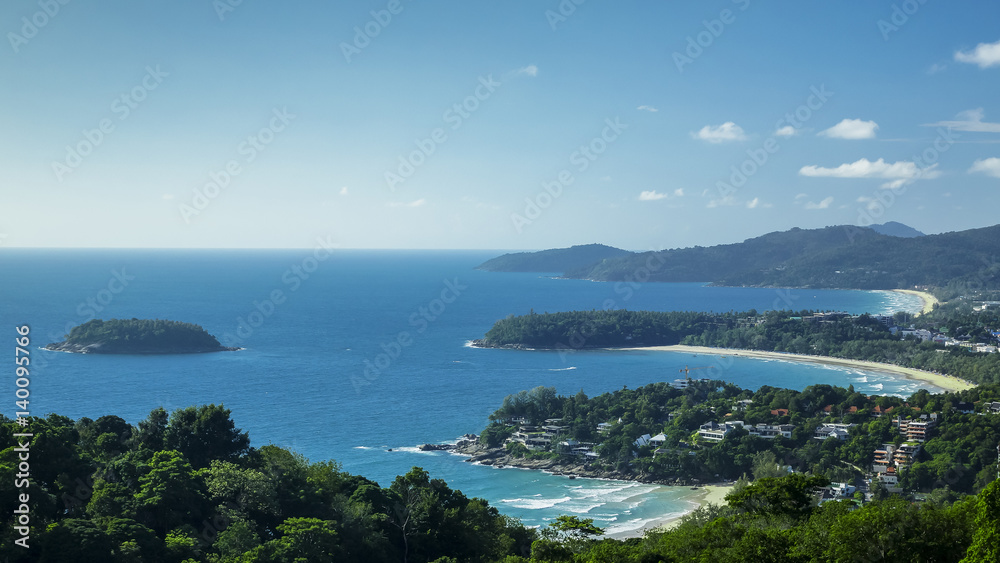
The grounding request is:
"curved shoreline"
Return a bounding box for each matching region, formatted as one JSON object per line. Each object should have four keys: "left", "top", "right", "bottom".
{"left": 891, "top": 288, "right": 939, "bottom": 316}
{"left": 453, "top": 442, "right": 733, "bottom": 539}
{"left": 613, "top": 344, "right": 975, "bottom": 392}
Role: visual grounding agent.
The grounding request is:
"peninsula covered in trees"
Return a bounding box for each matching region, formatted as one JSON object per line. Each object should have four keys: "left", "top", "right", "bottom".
{"left": 462, "top": 380, "right": 1000, "bottom": 494}
{"left": 45, "top": 319, "right": 239, "bottom": 354}
{"left": 475, "top": 223, "right": 1000, "bottom": 291}
{"left": 476, "top": 244, "right": 631, "bottom": 273}
{"left": 474, "top": 305, "right": 1000, "bottom": 386}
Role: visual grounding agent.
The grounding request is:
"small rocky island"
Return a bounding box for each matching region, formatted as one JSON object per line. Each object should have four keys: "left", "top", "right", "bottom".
{"left": 45, "top": 318, "right": 240, "bottom": 354}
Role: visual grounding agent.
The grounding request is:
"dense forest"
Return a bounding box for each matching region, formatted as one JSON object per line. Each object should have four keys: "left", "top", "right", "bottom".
{"left": 476, "top": 308, "right": 1000, "bottom": 385}
{"left": 481, "top": 380, "right": 1000, "bottom": 495}
{"left": 4, "top": 405, "right": 999, "bottom": 562}
{"left": 474, "top": 224, "right": 1000, "bottom": 291}
{"left": 0, "top": 406, "right": 533, "bottom": 563}
{"left": 46, "top": 319, "right": 234, "bottom": 354}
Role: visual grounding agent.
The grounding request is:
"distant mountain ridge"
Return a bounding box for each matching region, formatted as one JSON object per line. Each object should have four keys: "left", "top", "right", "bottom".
{"left": 476, "top": 243, "right": 631, "bottom": 273}
{"left": 477, "top": 224, "right": 1000, "bottom": 290}
{"left": 869, "top": 221, "right": 925, "bottom": 238}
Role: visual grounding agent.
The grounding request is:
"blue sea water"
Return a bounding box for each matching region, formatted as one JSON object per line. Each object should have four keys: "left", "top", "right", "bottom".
{"left": 0, "top": 249, "right": 930, "bottom": 535}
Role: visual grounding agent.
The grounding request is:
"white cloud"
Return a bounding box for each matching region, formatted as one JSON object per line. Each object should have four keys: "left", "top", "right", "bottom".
{"left": 692, "top": 122, "right": 747, "bottom": 143}
{"left": 673, "top": 188, "right": 684, "bottom": 197}
{"left": 804, "top": 196, "right": 834, "bottom": 210}
{"left": 774, "top": 125, "right": 798, "bottom": 137}
{"left": 925, "top": 108, "right": 1000, "bottom": 133}
{"left": 745, "top": 197, "right": 775, "bottom": 209}
{"left": 818, "top": 118, "right": 879, "bottom": 139}
{"left": 799, "top": 157, "right": 939, "bottom": 188}
{"left": 706, "top": 195, "right": 769, "bottom": 209}
{"left": 794, "top": 193, "right": 808, "bottom": 201}
{"left": 954, "top": 39, "right": 1000, "bottom": 68}
{"left": 926, "top": 63, "right": 947, "bottom": 75}
{"left": 856, "top": 196, "right": 880, "bottom": 211}
{"left": 637, "top": 105, "right": 659, "bottom": 112}
{"left": 387, "top": 198, "right": 426, "bottom": 208}
{"left": 161, "top": 194, "right": 174, "bottom": 200}
{"left": 339, "top": 186, "right": 349, "bottom": 196}
{"left": 707, "top": 196, "right": 738, "bottom": 208}
{"left": 516, "top": 65, "right": 539, "bottom": 77}
{"left": 969, "top": 157, "right": 1000, "bottom": 178}
{"left": 638, "top": 190, "right": 669, "bottom": 201}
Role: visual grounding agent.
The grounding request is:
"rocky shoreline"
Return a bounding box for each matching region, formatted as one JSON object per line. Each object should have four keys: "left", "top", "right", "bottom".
{"left": 44, "top": 341, "right": 242, "bottom": 354}
{"left": 432, "top": 438, "right": 703, "bottom": 486}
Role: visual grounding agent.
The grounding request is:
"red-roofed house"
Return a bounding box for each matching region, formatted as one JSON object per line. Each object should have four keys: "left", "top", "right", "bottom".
{"left": 872, "top": 405, "right": 895, "bottom": 417}
{"left": 771, "top": 409, "right": 789, "bottom": 416}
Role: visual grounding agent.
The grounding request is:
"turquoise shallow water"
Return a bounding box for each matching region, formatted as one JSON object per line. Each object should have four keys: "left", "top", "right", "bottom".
{"left": 0, "top": 249, "right": 928, "bottom": 534}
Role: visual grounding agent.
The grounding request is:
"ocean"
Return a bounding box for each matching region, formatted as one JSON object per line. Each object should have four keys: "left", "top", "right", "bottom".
{"left": 0, "top": 249, "right": 930, "bottom": 535}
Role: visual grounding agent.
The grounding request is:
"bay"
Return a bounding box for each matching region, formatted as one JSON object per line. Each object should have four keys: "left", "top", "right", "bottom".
{"left": 0, "top": 249, "right": 929, "bottom": 535}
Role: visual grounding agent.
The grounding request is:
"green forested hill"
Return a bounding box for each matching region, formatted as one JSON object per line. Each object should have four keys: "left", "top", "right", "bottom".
{"left": 476, "top": 308, "right": 1000, "bottom": 385}
{"left": 45, "top": 318, "right": 236, "bottom": 354}
{"left": 476, "top": 224, "right": 1000, "bottom": 290}
{"left": 475, "top": 243, "right": 632, "bottom": 273}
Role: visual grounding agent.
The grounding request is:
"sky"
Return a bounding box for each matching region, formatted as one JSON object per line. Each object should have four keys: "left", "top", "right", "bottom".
{"left": 1, "top": 0, "right": 999, "bottom": 250}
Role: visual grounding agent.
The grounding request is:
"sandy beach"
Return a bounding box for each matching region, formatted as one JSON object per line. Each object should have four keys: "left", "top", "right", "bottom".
{"left": 892, "top": 288, "right": 939, "bottom": 316}
{"left": 608, "top": 483, "right": 734, "bottom": 539}
{"left": 615, "top": 344, "right": 976, "bottom": 392}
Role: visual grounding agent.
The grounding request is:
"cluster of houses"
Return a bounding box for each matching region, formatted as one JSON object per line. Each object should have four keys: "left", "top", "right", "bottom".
{"left": 814, "top": 422, "right": 856, "bottom": 440}
{"left": 694, "top": 420, "right": 796, "bottom": 442}
{"left": 505, "top": 417, "right": 605, "bottom": 460}
{"left": 507, "top": 417, "right": 571, "bottom": 452}
{"left": 498, "top": 392, "right": 1000, "bottom": 478}
{"left": 817, "top": 481, "right": 859, "bottom": 504}
{"left": 870, "top": 314, "right": 1000, "bottom": 353}
{"left": 871, "top": 443, "right": 922, "bottom": 493}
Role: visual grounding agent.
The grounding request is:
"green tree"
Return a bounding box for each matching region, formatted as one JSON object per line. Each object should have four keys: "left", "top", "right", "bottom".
{"left": 39, "top": 518, "right": 113, "bottom": 562}
{"left": 237, "top": 517, "right": 342, "bottom": 563}
{"left": 133, "top": 450, "right": 209, "bottom": 535}
{"left": 725, "top": 474, "right": 829, "bottom": 520}
{"left": 165, "top": 404, "right": 250, "bottom": 469}
{"left": 963, "top": 479, "right": 1000, "bottom": 562}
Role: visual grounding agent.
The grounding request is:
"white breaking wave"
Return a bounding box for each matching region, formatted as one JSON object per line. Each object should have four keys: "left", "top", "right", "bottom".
{"left": 501, "top": 496, "right": 572, "bottom": 510}
{"left": 549, "top": 366, "right": 577, "bottom": 371}
{"left": 604, "top": 510, "right": 688, "bottom": 536}
{"left": 561, "top": 501, "right": 607, "bottom": 514}
{"left": 570, "top": 482, "right": 658, "bottom": 504}
{"left": 390, "top": 446, "right": 437, "bottom": 455}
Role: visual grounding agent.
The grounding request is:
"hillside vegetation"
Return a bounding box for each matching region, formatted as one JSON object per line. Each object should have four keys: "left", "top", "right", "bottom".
{"left": 476, "top": 308, "right": 1000, "bottom": 385}
{"left": 46, "top": 319, "right": 234, "bottom": 354}
{"left": 477, "top": 244, "right": 631, "bottom": 273}
{"left": 5, "top": 406, "right": 1000, "bottom": 562}
{"left": 476, "top": 224, "right": 1000, "bottom": 290}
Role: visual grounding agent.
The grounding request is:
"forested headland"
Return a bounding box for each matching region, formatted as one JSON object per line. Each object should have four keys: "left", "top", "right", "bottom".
{"left": 473, "top": 380, "right": 1000, "bottom": 494}
{"left": 475, "top": 306, "right": 1000, "bottom": 385}
{"left": 475, "top": 223, "right": 1000, "bottom": 291}
{"left": 44, "top": 319, "right": 238, "bottom": 354}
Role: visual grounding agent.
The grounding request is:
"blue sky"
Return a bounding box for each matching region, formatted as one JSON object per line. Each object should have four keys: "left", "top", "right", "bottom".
{"left": 1, "top": 0, "right": 999, "bottom": 250}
